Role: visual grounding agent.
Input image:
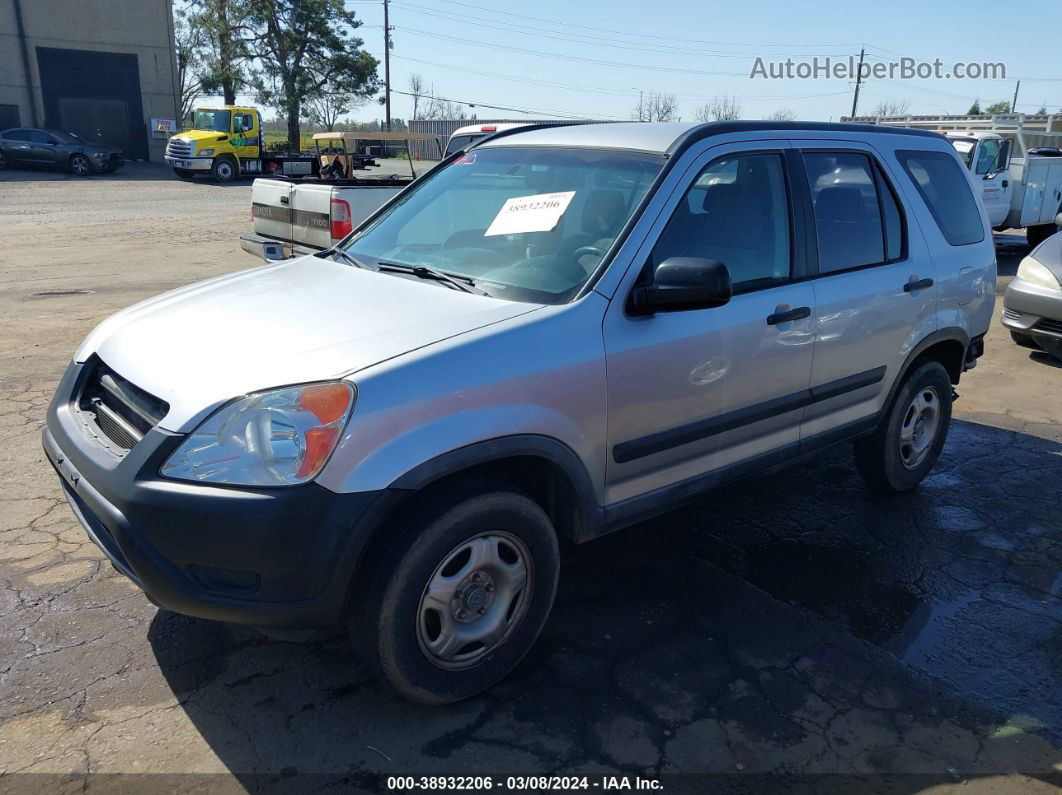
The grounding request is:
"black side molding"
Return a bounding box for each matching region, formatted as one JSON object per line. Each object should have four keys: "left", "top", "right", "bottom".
{"left": 613, "top": 365, "right": 886, "bottom": 464}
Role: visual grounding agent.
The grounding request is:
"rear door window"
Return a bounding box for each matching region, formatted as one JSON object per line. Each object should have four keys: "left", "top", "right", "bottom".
{"left": 803, "top": 151, "right": 895, "bottom": 273}
{"left": 897, "top": 150, "right": 985, "bottom": 246}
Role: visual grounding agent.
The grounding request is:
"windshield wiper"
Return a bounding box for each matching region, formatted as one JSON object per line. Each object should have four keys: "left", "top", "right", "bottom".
{"left": 377, "top": 262, "right": 488, "bottom": 295}
{"left": 330, "top": 247, "right": 369, "bottom": 269}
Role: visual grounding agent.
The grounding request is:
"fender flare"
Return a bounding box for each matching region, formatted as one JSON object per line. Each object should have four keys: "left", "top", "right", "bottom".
{"left": 389, "top": 434, "right": 605, "bottom": 540}
{"left": 881, "top": 327, "right": 970, "bottom": 415}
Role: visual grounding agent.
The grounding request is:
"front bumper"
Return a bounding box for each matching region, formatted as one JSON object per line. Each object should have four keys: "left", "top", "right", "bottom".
{"left": 43, "top": 360, "right": 398, "bottom": 629}
{"left": 240, "top": 233, "right": 317, "bottom": 262}
{"left": 1001, "top": 277, "right": 1062, "bottom": 342}
{"left": 165, "top": 156, "right": 213, "bottom": 171}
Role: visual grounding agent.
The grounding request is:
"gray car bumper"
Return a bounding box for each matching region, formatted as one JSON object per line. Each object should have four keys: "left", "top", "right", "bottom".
{"left": 239, "top": 233, "right": 317, "bottom": 262}
{"left": 165, "top": 156, "right": 213, "bottom": 171}
{"left": 1001, "top": 277, "right": 1062, "bottom": 339}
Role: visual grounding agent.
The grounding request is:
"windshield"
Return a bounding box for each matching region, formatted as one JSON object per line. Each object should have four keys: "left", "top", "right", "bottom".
{"left": 193, "top": 109, "right": 232, "bottom": 133}
{"left": 343, "top": 146, "right": 663, "bottom": 304}
{"left": 950, "top": 139, "right": 975, "bottom": 168}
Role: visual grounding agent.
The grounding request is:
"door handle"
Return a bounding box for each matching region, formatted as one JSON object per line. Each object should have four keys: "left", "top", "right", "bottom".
{"left": 903, "top": 277, "right": 934, "bottom": 292}
{"left": 280, "top": 195, "right": 289, "bottom": 205}
{"left": 767, "top": 306, "right": 811, "bottom": 325}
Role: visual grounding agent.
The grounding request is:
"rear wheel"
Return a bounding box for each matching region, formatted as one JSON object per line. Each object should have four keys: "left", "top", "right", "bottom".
{"left": 853, "top": 360, "right": 952, "bottom": 493}
{"left": 210, "top": 156, "right": 237, "bottom": 183}
{"left": 352, "top": 484, "right": 560, "bottom": 704}
{"left": 1010, "top": 330, "right": 1040, "bottom": 350}
{"left": 173, "top": 167, "right": 195, "bottom": 179}
{"left": 69, "top": 153, "right": 92, "bottom": 177}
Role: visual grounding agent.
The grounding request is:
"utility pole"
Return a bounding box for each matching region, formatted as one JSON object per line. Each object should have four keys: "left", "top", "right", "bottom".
{"left": 1012, "top": 80, "right": 1020, "bottom": 114}
{"left": 383, "top": 0, "right": 392, "bottom": 131}
{"left": 850, "top": 47, "right": 865, "bottom": 117}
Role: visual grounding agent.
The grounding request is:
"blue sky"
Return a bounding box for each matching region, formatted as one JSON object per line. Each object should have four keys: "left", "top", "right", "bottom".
{"left": 213, "top": 0, "right": 1062, "bottom": 123}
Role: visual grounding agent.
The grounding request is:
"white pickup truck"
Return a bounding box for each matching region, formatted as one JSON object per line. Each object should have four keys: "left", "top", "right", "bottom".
{"left": 844, "top": 113, "right": 1062, "bottom": 247}
{"left": 241, "top": 131, "right": 443, "bottom": 261}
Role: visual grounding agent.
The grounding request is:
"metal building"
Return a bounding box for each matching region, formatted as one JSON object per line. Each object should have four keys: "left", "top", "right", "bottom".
{"left": 0, "top": 0, "right": 180, "bottom": 162}
{"left": 408, "top": 118, "right": 605, "bottom": 159}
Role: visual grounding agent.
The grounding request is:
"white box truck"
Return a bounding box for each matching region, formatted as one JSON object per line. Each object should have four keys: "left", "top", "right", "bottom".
{"left": 844, "top": 114, "right": 1062, "bottom": 247}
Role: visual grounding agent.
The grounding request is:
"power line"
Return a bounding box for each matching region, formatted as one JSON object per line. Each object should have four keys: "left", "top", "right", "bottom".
{"left": 379, "top": 0, "right": 864, "bottom": 49}
{"left": 391, "top": 88, "right": 625, "bottom": 120}
{"left": 396, "top": 26, "right": 750, "bottom": 76}
{"left": 391, "top": 1, "right": 860, "bottom": 60}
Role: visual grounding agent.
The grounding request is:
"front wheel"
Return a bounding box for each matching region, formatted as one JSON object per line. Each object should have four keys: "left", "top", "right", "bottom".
{"left": 69, "top": 153, "right": 93, "bottom": 177}
{"left": 210, "top": 157, "right": 237, "bottom": 183}
{"left": 352, "top": 485, "right": 560, "bottom": 704}
{"left": 853, "top": 360, "right": 952, "bottom": 493}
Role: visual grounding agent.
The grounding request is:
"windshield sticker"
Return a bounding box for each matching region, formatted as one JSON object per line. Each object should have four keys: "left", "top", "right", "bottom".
{"left": 484, "top": 191, "right": 576, "bottom": 236}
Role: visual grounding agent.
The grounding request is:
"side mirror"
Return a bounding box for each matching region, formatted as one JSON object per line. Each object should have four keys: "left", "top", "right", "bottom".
{"left": 629, "top": 257, "right": 732, "bottom": 315}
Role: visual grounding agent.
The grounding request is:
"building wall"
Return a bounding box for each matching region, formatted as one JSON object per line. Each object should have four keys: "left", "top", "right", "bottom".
{"left": 0, "top": 0, "right": 179, "bottom": 161}
{"left": 408, "top": 119, "right": 607, "bottom": 160}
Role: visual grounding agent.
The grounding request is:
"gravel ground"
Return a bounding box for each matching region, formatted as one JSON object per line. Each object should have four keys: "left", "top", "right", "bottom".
{"left": 0, "top": 163, "right": 1059, "bottom": 793}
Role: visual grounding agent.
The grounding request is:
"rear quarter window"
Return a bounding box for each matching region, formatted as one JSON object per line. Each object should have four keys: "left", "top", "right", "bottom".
{"left": 896, "top": 149, "right": 984, "bottom": 246}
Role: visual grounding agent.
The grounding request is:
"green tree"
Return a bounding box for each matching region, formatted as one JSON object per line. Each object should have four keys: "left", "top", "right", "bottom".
{"left": 192, "top": 0, "right": 253, "bottom": 105}
{"left": 967, "top": 99, "right": 982, "bottom": 114}
{"left": 246, "top": 0, "right": 379, "bottom": 151}
{"left": 984, "top": 100, "right": 1011, "bottom": 114}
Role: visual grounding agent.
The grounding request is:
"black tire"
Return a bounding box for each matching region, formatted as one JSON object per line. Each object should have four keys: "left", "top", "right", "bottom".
{"left": 210, "top": 156, "right": 237, "bottom": 183}
{"left": 173, "top": 167, "right": 195, "bottom": 179}
{"left": 853, "top": 359, "right": 953, "bottom": 494}
{"left": 1025, "top": 222, "right": 1056, "bottom": 250}
{"left": 0, "top": 149, "right": 8, "bottom": 170}
{"left": 351, "top": 484, "right": 560, "bottom": 704}
{"left": 1010, "top": 330, "right": 1040, "bottom": 350}
{"left": 69, "top": 153, "right": 93, "bottom": 177}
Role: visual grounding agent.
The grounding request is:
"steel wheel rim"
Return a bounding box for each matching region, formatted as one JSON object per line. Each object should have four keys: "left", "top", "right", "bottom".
{"left": 72, "top": 157, "right": 88, "bottom": 175}
{"left": 217, "top": 162, "right": 233, "bottom": 180}
{"left": 417, "top": 531, "right": 533, "bottom": 670}
{"left": 899, "top": 386, "right": 941, "bottom": 469}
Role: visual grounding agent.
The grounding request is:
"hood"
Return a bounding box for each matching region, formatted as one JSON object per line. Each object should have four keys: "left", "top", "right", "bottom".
{"left": 77, "top": 256, "right": 542, "bottom": 432}
{"left": 175, "top": 130, "right": 229, "bottom": 145}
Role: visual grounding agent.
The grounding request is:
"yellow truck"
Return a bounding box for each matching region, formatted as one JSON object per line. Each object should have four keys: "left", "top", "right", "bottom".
{"left": 164, "top": 105, "right": 319, "bottom": 183}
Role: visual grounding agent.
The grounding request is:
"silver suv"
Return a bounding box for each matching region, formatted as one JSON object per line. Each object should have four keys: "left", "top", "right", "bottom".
{"left": 44, "top": 122, "right": 995, "bottom": 703}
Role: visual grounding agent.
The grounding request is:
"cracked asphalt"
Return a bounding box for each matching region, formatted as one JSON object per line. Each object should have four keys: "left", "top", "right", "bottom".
{"left": 0, "top": 165, "right": 1059, "bottom": 792}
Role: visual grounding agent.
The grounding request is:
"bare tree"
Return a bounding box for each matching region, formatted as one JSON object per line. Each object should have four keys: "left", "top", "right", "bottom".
{"left": 631, "top": 91, "right": 679, "bottom": 122}
{"left": 695, "top": 94, "right": 742, "bottom": 122}
{"left": 872, "top": 99, "right": 910, "bottom": 116}
{"left": 408, "top": 72, "right": 427, "bottom": 120}
{"left": 420, "top": 85, "right": 469, "bottom": 120}
{"left": 765, "top": 108, "right": 797, "bottom": 121}
{"left": 305, "top": 88, "right": 368, "bottom": 131}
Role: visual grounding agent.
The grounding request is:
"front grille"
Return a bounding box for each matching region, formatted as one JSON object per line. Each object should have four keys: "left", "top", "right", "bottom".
{"left": 77, "top": 358, "right": 168, "bottom": 452}
{"left": 1002, "top": 307, "right": 1022, "bottom": 322}
{"left": 166, "top": 138, "right": 193, "bottom": 159}
{"left": 1035, "top": 317, "right": 1062, "bottom": 335}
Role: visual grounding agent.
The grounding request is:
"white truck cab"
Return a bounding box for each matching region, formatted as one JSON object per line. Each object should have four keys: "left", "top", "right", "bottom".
{"left": 845, "top": 114, "right": 1062, "bottom": 247}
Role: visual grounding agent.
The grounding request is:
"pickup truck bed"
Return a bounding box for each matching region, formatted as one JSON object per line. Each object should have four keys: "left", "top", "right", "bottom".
{"left": 242, "top": 158, "right": 439, "bottom": 260}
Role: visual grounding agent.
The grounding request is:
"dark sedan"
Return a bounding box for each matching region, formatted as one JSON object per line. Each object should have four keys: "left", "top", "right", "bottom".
{"left": 0, "top": 127, "right": 124, "bottom": 176}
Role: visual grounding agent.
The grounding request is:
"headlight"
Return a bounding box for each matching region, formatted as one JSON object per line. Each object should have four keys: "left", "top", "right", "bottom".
{"left": 90, "top": 152, "right": 107, "bottom": 159}
{"left": 198, "top": 148, "right": 215, "bottom": 156}
{"left": 161, "top": 382, "right": 355, "bottom": 486}
{"left": 1016, "top": 257, "right": 1061, "bottom": 290}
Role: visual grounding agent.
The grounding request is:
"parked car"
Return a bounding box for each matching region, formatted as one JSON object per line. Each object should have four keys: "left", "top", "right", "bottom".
{"left": 0, "top": 127, "right": 124, "bottom": 175}
{"left": 1001, "top": 230, "right": 1062, "bottom": 359}
{"left": 44, "top": 121, "right": 994, "bottom": 704}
